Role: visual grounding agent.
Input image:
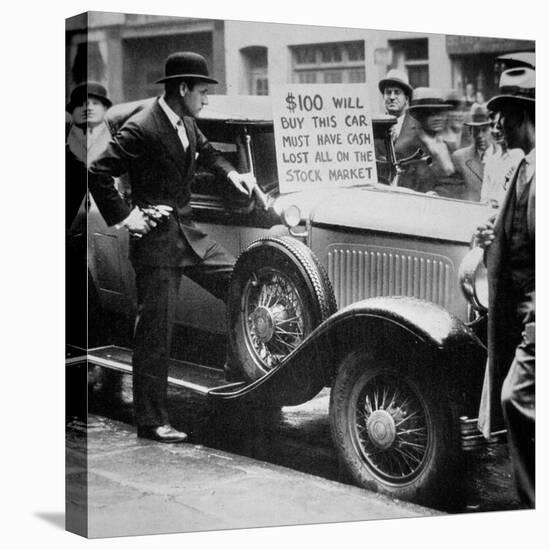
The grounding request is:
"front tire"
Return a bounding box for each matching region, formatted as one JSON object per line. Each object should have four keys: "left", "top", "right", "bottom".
{"left": 330, "top": 351, "right": 462, "bottom": 508}
{"left": 227, "top": 236, "right": 336, "bottom": 381}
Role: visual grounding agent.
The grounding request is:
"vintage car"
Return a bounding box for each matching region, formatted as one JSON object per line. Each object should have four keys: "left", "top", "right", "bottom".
{"left": 85, "top": 95, "right": 495, "bottom": 508}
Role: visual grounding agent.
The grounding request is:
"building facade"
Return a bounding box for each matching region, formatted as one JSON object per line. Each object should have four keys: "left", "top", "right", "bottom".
{"left": 66, "top": 12, "right": 534, "bottom": 113}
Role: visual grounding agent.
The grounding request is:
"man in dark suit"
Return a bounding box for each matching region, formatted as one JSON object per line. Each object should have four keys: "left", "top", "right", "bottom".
{"left": 451, "top": 105, "right": 493, "bottom": 202}
{"left": 396, "top": 87, "right": 461, "bottom": 196}
{"left": 475, "top": 67, "right": 535, "bottom": 506}
{"left": 89, "top": 52, "right": 255, "bottom": 443}
{"left": 378, "top": 69, "right": 413, "bottom": 148}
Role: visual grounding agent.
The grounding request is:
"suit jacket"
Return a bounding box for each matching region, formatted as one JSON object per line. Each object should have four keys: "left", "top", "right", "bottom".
{"left": 451, "top": 145, "right": 483, "bottom": 202}
{"left": 89, "top": 98, "right": 233, "bottom": 267}
{"left": 393, "top": 113, "right": 417, "bottom": 159}
{"left": 480, "top": 158, "right": 535, "bottom": 432}
{"left": 395, "top": 125, "right": 463, "bottom": 197}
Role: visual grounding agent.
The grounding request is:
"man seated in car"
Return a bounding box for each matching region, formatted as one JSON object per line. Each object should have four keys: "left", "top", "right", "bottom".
{"left": 397, "top": 87, "right": 462, "bottom": 197}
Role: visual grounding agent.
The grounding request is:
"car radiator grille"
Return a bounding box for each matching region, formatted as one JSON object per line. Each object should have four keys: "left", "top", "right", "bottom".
{"left": 327, "top": 245, "right": 454, "bottom": 309}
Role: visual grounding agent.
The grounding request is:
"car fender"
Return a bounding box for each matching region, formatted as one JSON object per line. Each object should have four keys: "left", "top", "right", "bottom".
{"left": 209, "top": 296, "right": 486, "bottom": 407}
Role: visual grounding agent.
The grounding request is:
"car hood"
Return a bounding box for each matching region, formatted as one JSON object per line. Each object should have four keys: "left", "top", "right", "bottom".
{"left": 276, "top": 186, "right": 494, "bottom": 244}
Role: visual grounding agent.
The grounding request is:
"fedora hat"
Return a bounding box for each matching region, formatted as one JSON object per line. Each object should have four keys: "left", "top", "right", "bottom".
{"left": 378, "top": 69, "right": 413, "bottom": 98}
{"left": 156, "top": 51, "right": 218, "bottom": 84}
{"left": 487, "top": 67, "right": 535, "bottom": 112}
{"left": 66, "top": 81, "right": 112, "bottom": 113}
{"left": 464, "top": 105, "right": 491, "bottom": 127}
{"left": 496, "top": 51, "right": 535, "bottom": 69}
{"left": 408, "top": 87, "right": 452, "bottom": 116}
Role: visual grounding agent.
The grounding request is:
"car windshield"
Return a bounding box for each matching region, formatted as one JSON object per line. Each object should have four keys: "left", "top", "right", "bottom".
{"left": 249, "top": 120, "right": 394, "bottom": 191}
{"left": 196, "top": 111, "right": 487, "bottom": 204}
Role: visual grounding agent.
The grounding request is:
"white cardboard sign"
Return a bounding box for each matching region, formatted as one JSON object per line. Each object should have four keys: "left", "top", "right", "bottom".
{"left": 272, "top": 83, "right": 377, "bottom": 193}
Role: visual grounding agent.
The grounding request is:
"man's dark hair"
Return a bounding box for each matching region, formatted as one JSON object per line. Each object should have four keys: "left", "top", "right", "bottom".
{"left": 164, "top": 78, "right": 203, "bottom": 97}
{"left": 500, "top": 103, "right": 535, "bottom": 126}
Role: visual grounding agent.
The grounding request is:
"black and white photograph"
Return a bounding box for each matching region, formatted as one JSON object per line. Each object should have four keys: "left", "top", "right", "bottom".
{"left": 63, "top": 7, "right": 538, "bottom": 539}
{"left": 7, "top": 1, "right": 545, "bottom": 548}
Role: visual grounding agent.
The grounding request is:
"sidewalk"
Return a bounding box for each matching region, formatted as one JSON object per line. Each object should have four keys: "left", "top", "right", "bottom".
{"left": 66, "top": 415, "right": 440, "bottom": 539}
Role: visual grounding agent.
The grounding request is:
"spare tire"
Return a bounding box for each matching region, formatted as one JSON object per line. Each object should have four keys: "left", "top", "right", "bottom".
{"left": 227, "top": 236, "right": 336, "bottom": 381}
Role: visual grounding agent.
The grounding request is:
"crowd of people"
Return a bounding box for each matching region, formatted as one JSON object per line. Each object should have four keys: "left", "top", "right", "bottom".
{"left": 378, "top": 58, "right": 535, "bottom": 507}
{"left": 377, "top": 61, "right": 532, "bottom": 207}
{"left": 66, "top": 50, "right": 535, "bottom": 506}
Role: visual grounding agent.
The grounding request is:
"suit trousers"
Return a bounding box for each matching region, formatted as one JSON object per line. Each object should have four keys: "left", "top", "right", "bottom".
{"left": 132, "top": 241, "right": 235, "bottom": 428}
{"left": 501, "top": 293, "right": 535, "bottom": 507}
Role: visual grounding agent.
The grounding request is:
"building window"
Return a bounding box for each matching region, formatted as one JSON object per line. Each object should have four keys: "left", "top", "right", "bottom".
{"left": 388, "top": 38, "right": 429, "bottom": 88}
{"left": 324, "top": 70, "right": 343, "bottom": 83}
{"left": 71, "top": 41, "right": 106, "bottom": 86}
{"left": 240, "top": 46, "right": 269, "bottom": 95}
{"left": 291, "top": 41, "right": 365, "bottom": 84}
{"left": 254, "top": 75, "right": 269, "bottom": 96}
{"left": 297, "top": 72, "right": 318, "bottom": 84}
{"left": 348, "top": 68, "right": 366, "bottom": 83}
{"left": 320, "top": 44, "right": 342, "bottom": 63}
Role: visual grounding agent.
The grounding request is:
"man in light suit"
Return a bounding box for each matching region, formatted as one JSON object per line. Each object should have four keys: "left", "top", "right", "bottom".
{"left": 89, "top": 52, "right": 255, "bottom": 443}
{"left": 475, "top": 67, "right": 535, "bottom": 506}
{"left": 451, "top": 105, "right": 493, "bottom": 202}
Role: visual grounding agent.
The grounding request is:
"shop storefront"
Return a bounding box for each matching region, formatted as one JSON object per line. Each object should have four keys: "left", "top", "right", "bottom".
{"left": 447, "top": 35, "right": 534, "bottom": 103}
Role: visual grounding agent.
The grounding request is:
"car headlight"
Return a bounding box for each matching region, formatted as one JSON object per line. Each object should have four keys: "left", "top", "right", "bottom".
{"left": 281, "top": 204, "right": 302, "bottom": 228}
{"left": 458, "top": 247, "right": 488, "bottom": 312}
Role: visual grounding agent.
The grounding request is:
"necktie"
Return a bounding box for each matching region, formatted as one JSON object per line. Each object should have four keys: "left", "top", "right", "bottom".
{"left": 175, "top": 118, "right": 189, "bottom": 151}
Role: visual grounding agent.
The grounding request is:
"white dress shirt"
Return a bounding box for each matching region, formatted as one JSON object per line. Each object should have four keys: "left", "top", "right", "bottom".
{"left": 158, "top": 95, "right": 189, "bottom": 151}
{"left": 481, "top": 145, "right": 524, "bottom": 207}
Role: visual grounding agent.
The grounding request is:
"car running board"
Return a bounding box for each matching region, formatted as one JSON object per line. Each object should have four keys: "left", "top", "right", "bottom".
{"left": 85, "top": 345, "right": 247, "bottom": 395}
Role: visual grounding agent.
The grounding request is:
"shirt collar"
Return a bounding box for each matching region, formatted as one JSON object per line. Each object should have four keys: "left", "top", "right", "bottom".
{"left": 159, "top": 95, "right": 182, "bottom": 128}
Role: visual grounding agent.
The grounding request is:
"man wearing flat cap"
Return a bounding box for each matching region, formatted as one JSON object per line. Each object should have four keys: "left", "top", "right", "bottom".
{"left": 451, "top": 105, "right": 493, "bottom": 202}
{"left": 89, "top": 52, "right": 256, "bottom": 443}
{"left": 475, "top": 67, "right": 535, "bottom": 506}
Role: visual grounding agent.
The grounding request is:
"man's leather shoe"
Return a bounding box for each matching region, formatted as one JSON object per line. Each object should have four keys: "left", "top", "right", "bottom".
{"left": 137, "top": 424, "right": 188, "bottom": 443}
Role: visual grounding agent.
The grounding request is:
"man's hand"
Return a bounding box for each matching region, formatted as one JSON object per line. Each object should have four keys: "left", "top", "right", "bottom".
{"left": 119, "top": 206, "right": 152, "bottom": 236}
{"left": 141, "top": 204, "right": 173, "bottom": 223}
{"left": 227, "top": 171, "right": 256, "bottom": 196}
{"left": 475, "top": 218, "right": 496, "bottom": 249}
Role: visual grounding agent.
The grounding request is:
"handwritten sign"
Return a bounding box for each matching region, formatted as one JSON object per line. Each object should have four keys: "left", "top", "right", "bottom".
{"left": 272, "top": 83, "right": 377, "bottom": 193}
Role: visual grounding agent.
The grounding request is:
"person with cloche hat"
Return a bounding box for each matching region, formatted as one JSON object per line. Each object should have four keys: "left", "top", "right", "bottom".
{"left": 450, "top": 104, "right": 493, "bottom": 202}
{"left": 66, "top": 81, "right": 114, "bottom": 166}
{"left": 396, "top": 87, "right": 458, "bottom": 195}
{"left": 88, "top": 52, "right": 256, "bottom": 444}
{"left": 66, "top": 82, "right": 116, "bottom": 348}
{"left": 475, "top": 67, "right": 535, "bottom": 507}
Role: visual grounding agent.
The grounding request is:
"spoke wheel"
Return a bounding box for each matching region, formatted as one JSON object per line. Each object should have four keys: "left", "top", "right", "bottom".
{"left": 330, "top": 351, "right": 462, "bottom": 507}
{"left": 349, "top": 372, "right": 430, "bottom": 483}
{"left": 242, "top": 268, "right": 309, "bottom": 370}
{"left": 228, "top": 236, "right": 336, "bottom": 382}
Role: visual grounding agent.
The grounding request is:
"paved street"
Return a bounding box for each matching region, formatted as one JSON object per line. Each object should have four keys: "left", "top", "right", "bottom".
{"left": 66, "top": 359, "right": 525, "bottom": 538}
{"left": 67, "top": 411, "right": 438, "bottom": 538}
